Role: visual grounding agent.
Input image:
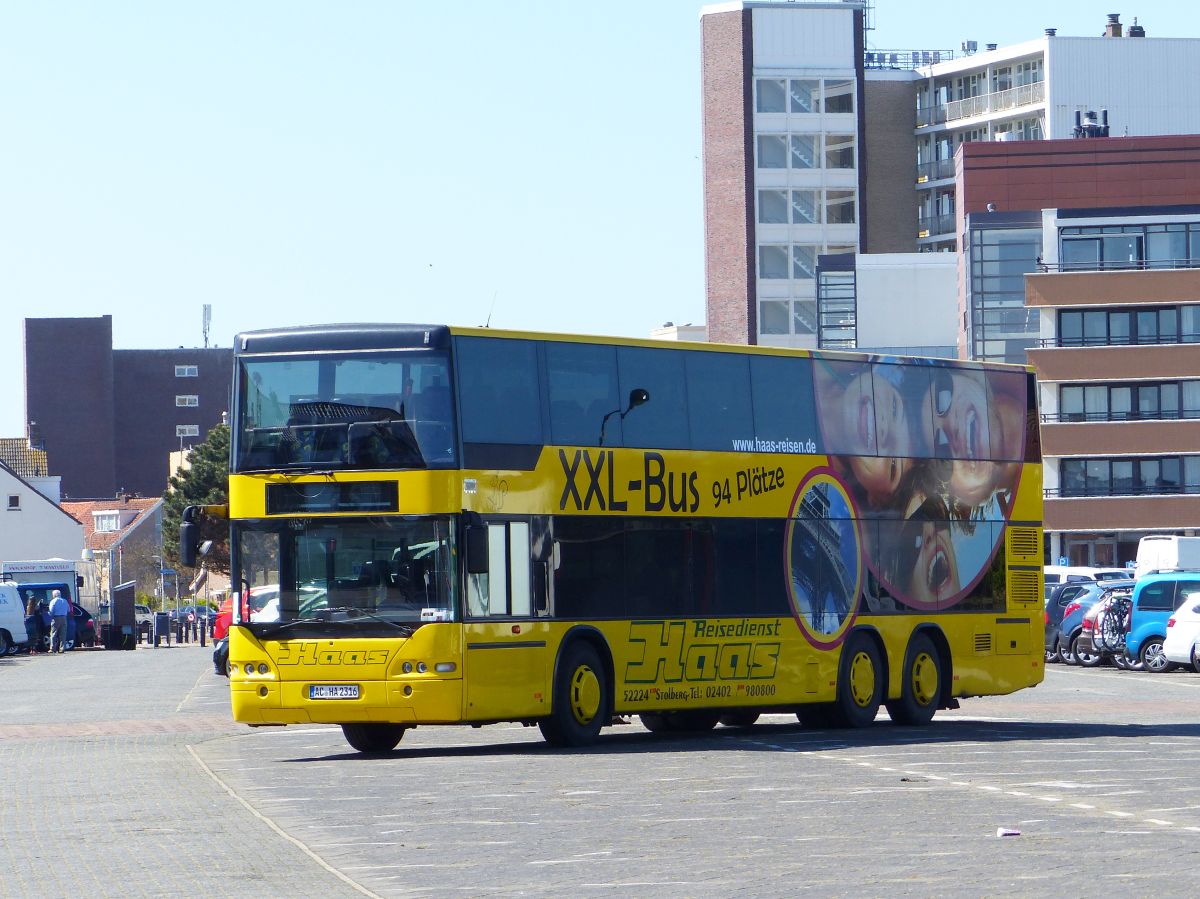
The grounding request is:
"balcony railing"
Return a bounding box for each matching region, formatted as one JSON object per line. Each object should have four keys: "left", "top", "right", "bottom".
{"left": 866, "top": 49, "right": 956, "bottom": 72}
{"left": 1036, "top": 334, "right": 1200, "bottom": 349}
{"left": 917, "top": 212, "right": 956, "bottom": 237}
{"left": 916, "top": 158, "right": 956, "bottom": 183}
{"left": 1045, "top": 484, "right": 1200, "bottom": 499}
{"left": 1042, "top": 409, "right": 1200, "bottom": 424}
{"left": 1037, "top": 258, "right": 1200, "bottom": 273}
{"left": 916, "top": 80, "right": 1045, "bottom": 128}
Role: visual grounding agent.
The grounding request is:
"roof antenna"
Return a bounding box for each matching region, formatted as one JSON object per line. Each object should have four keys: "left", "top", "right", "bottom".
{"left": 484, "top": 291, "right": 498, "bottom": 328}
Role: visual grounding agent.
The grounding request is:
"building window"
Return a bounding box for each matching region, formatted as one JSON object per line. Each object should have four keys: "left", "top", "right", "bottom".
{"left": 755, "top": 79, "right": 786, "bottom": 113}
{"left": 1061, "top": 222, "right": 1200, "bottom": 271}
{"left": 175, "top": 395, "right": 199, "bottom": 407}
{"left": 1057, "top": 455, "right": 1198, "bottom": 497}
{"left": 176, "top": 425, "right": 200, "bottom": 438}
{"left": 824, "top": 135, "right": 855, "bottom": 169}
{"left": 756, "top": 134, "right": 788, "bottom": 169}
{"left": 759, "top": 301, "right": 790, "bottom": 335}
{"left": 789, "top": 79, "right": 818, "bottom": 114}
{"left": 7, "top": 494, "right": 19, "bottom": 511}
{"left": 1055, "top": 381, "right": 1200, "bottom": 422}
{"left": 823, "top": 80, "right": 854, "bottom": 114}
{"left": 94, "top": 512, "right": 120, "bottom": 532}
{"left": 758, "top": 245, "right": 789, "bottom": 280}
{"left": 825, "top": 191, "right": 856, "bottom": 224}
{"left": 175, "top": 365, "right": 199, "bottom": 377}
{"left": 754, "top": 134, "right": 854, "bottom": 171}
{"left": 1057, "top": 307, "right": 1187, "bottom": 347}
{"left": 1014, "top": 59, "right": 1043, "bottom": 86}
{"left": 757, "top": 190, "right": 789, "bottom": 225}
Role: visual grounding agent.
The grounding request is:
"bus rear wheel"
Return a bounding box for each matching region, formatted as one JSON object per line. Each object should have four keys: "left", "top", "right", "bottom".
{"left": 341, "top": 723, "right": 406, "bottom": 754}
{"left": 718, "top": 712, "right": 760, "bottom": 728}
{"left": 886, "top": 633, "right": 941, "bottom": 726}
{"left": 831, "top": 634, "right": 883, "bottom": 728}
{"left": 540, "top": 641, "right": 607, "bottom": 747}
{"left": 640, "top": 711, "right": 721, "bottom": 733}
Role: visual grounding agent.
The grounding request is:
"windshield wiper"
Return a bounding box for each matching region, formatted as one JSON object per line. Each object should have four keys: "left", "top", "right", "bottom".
{"left": 256, "top": 608, "right": 415, "bottom": 637}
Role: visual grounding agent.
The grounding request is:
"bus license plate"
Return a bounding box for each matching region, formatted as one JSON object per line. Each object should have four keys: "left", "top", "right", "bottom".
{"left": 309, "top": 684, "right": 359, "bottom": 700}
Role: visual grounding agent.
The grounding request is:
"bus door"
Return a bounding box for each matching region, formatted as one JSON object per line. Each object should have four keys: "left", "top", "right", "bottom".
{"left": 463, "top": 520, "right": 551, "bottom": 720}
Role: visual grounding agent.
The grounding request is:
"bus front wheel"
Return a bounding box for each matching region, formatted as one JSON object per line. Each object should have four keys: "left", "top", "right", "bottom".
{"left": 885, "top": 633, "right": 941, "bottom": 726}
{"left": 341, "top": 723, "right": 406, "bottom": 754}
{"left": 540, "top": 641, "right": 608, "bottom": 748}
{"left": 831, "top": 634, "right": 883, "bottom": 728}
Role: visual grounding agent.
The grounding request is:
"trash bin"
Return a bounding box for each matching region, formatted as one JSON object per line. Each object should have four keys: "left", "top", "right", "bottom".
{"left": 153, "top": 612, "right": 171, "bottom": 647}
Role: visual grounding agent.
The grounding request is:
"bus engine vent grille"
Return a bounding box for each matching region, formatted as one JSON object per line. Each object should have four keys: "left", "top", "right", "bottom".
{"left": 1007, "top": 527, "right": 1040, "bottom": 561}
{"left": 1007, "top": 568, "right": 1041, "bottom": 606}
{"left": 974, "top": 633, "right": 992, "bottom": 654}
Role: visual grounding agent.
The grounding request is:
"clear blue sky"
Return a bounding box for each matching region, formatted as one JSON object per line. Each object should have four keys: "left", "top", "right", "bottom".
{"left": 2, "top": 1, "right": 1198, "bottom": 438}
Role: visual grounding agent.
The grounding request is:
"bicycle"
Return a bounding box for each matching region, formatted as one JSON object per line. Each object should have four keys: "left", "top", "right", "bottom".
{"left": 1094, "top": 591, "right": 1133, "bottom": 654}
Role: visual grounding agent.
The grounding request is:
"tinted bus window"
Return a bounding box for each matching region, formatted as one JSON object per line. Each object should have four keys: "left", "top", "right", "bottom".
{"left": 457, "top": 337, "right": 542, "bottom": 444}
{"left": 546, "top": 342, "right": 622, "bottom": 447}
{"left": 750, "top": 354, "right": 819, "bottom": 453}
{"left": 685, "top": 352, "right": 754, "bottom": 451}
{"left": 617, "top": 346, "right": 689, "bottom": 449}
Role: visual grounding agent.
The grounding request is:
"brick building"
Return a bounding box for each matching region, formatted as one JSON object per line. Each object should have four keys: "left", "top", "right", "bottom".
{"left": 24, "top": 315, "right": 232, "bottom": 500}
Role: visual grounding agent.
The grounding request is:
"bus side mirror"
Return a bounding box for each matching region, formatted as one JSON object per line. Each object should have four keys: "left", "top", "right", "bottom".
{"left": 465, "top": 525, "right": 489, "bottom": 575}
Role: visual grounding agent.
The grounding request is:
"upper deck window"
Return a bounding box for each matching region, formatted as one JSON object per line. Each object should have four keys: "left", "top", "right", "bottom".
{"left": 234, "top": 350, "right": 456, "bottom": 472}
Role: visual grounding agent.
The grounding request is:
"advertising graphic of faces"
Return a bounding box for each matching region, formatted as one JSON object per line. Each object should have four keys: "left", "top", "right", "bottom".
{"left": 810, "top": 356, "right": 1030, "bottom": 612}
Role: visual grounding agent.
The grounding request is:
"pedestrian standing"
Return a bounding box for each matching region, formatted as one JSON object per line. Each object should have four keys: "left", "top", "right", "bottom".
{"left": 24, "top": 596, "right": 44, "bottom": 655}
{"left": 48, "top": 589, "right": 70, "bottom": 654}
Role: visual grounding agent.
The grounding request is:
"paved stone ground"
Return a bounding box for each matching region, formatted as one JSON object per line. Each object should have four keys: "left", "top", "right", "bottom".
{"left": 0, "top": 643, "right": 369, "bottom": 898}
{"left": 5, "top": 643, "right": 1200, "bottom": 897}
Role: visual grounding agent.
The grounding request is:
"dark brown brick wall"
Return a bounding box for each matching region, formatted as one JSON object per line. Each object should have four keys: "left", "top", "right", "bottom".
{"left": 24, "top": 316, "right": 117, "bottom": 499}
{"left": 960, "top": 135, "right": 1200, "bottom": 214}
{"left": 113, "top": 348, "right": 232, "bottom": 497}
{"left": 23, "top": 315, "right": 232, "bottom": 499}
{"left": 861, "top": 79, "right": 918, "bottom": 254}
{"left": 702, "top": 8, "right": 755, "bottom": 346}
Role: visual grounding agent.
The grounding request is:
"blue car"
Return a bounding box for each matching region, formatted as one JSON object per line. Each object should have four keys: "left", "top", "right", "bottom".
{"left": 1048, "top": 580, "right": 1135, "bottom": 666}
{"left": 1125, "top": 571, "right": 1200, "bottom": 672}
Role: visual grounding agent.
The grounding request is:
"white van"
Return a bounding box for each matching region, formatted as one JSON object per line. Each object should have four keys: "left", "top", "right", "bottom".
{"left": 0, "top": 582, "right": 31, "bottom": 654}
{"left": 1134, "top": 536, "right": 1200, "bottom": 580}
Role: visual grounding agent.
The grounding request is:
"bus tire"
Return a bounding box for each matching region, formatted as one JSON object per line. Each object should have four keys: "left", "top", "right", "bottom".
{"left": 831, "top": 633, "right": 883, "bottom": 728}
{"left": 669, "top": 711, "right": 720, "bottom": 732}
{"left": 539, "top": 641, "right": 607, "bottom": 747}
{"left": 341, "top": 723, "right": 406, "bottom": 754}
{"left": 718, "top": 712, "right": 760, "bottom": 728}
{"left": 640, "top": 712, "right": 671, "bottom": 733}
{"left": 797, "top": 704, "right": 835, "bottom": 729}
{"left": 886, "top": 633, "right": 941, "bottom": 726}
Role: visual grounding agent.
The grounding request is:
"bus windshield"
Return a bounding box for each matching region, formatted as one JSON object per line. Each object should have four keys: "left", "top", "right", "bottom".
{"left": 235, "top": 350, "right": 456, "bottom": 472}
{"left": 234, "top": 517, "right": 457, "bottom": 637}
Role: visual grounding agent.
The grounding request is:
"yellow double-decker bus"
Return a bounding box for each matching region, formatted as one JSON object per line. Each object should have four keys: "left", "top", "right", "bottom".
{"left": 182, "top": 323, "right": 1044, "bottom": 753}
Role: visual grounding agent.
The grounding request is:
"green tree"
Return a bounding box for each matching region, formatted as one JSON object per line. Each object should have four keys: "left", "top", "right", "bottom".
{"left": 162, "top": 424, "right": 230, "bottom": 576}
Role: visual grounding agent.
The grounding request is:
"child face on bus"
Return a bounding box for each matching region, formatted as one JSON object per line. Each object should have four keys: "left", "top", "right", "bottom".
{"left": 899, "top": 501, "right": 959, "bottom": 604}
{"left": 838, "top": 366, "right": 913, "bottom": 504}
{"left": 922, "top": 368, "right": 1001, "bottom": 506}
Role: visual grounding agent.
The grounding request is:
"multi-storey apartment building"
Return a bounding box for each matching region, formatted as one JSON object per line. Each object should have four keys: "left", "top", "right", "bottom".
{"left": 23, "top": 315, "right": 232, "bottom": 500}
{"left": 950, "top": 136, "right": 1200, "bottom": 565}
{"left": 702, "top": 2, "right": 1200, "bottom": 355}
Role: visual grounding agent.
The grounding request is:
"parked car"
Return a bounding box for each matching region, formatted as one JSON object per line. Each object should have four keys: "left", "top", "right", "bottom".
{"left": 1044, "top": 580, "right": 1099, "bottom": 662}
{"left": 213, "top": 636, "right": 229, "bottom": 677}
{"left": 1049, "top": 580, "right": 1134, "bottom": 666}
{"left": 1125, "top": 571, "right": 1200, "bottom": 672}
{"left": 1076, "top": 584, "right": 1138, "bottom": 667}
{"left": 1162, "top": 592, "right": 1200, "bottom": 672}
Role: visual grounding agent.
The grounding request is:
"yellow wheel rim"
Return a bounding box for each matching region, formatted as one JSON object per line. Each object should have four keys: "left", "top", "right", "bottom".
{"left": 569, "top": 664, "right": 601, "bottom": 725}
{"left": 911, "top": 651, "right": 938, "bottom": 706}
{"left": 848, "top": 650, "right": 876, "bottom": 708}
